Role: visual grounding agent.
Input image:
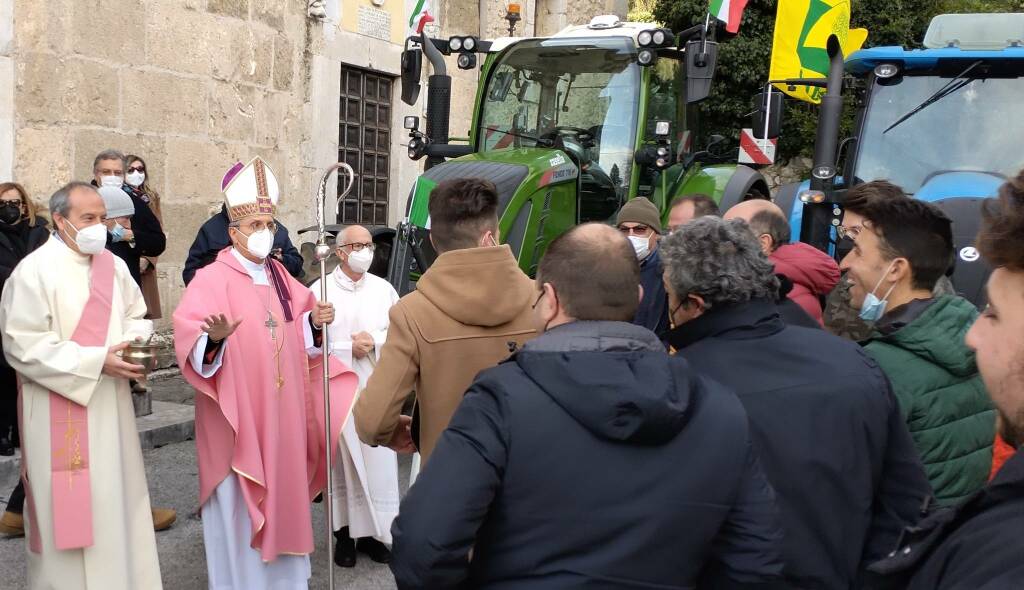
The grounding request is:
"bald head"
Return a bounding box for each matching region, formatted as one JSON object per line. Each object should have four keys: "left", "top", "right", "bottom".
{"left": 536, "top": 223, "right": 640, "bottom": 321}
{"left": 337, "top": 224, "right": 372, "bottom": 246}
{"left": 724, "top": 199, "right": 790, "bottom": 254}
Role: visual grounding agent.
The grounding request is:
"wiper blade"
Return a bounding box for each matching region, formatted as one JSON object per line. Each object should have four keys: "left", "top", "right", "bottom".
{"left": 883, "top": 60, "right": 984, "bottom": 134}
{"left": 482, "top": 126, "right": 554, "bottom": 147}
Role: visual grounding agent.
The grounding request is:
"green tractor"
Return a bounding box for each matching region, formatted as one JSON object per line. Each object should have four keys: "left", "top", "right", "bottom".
{"left": 386, "top": 15, "right": 769, "bottom": 294}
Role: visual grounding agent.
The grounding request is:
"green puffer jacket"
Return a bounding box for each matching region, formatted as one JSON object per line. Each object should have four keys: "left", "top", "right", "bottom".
{"left": 863, "top": 295, "right": 994, "bottom": 505}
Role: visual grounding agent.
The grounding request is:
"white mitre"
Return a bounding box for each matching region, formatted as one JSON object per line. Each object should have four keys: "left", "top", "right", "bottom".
{"left": 221, "top": 156, "right": 280, "bottom": 221}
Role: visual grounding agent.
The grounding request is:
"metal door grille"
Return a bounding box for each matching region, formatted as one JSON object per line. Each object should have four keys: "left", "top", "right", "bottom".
{"left": 338, "top": 65, "right": 393, "bottom": 225}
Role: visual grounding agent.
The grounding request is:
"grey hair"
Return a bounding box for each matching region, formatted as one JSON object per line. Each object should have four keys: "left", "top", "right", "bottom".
{"left": 748, "top": 208, "right": 792, "bottom": 252}
{"left": 660, "top": 216, "right": 780, "bottom": 310}
{"left": 49, "top": 181, "right": 98, "bottom": 218}
{"left": 93, "top": 149, "right": 126, "bottom": 172}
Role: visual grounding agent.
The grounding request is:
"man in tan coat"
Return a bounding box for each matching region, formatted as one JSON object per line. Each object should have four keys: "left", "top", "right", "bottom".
{"left": 354, "top": 178, "right": 536, "bottom": 463}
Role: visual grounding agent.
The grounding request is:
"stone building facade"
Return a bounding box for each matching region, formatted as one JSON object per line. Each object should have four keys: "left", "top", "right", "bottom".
{"left": 0, "top": 0, "right": 624, "bottom": 333}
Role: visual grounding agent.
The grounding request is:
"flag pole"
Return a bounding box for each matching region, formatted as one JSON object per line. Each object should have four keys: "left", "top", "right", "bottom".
{"left": 313, "top": 161, "right": 354, "bottom": 590}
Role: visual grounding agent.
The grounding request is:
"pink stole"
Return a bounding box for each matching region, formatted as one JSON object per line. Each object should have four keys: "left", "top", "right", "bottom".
{"left": 23, "top": 250, "right": 114, "bottom": 552}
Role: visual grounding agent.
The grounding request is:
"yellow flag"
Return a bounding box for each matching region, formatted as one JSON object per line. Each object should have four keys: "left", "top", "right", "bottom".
{"left": 769, "top": 0, "right": 868, "bottom": 104}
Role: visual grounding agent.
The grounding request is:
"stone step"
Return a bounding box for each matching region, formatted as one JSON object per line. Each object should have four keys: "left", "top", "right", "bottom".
{"left": 0, "top": 400, "right": 195, "bottom": 493}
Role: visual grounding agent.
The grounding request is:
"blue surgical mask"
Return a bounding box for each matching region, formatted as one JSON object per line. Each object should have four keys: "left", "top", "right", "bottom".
{"left": 109, "top": 222, "right": 125, "bottom": 242}
{"left": 858, "top": 261, "right": 898, "bottom": 322}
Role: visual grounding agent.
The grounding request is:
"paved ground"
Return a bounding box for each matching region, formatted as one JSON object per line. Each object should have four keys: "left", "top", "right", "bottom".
{"left": 0, "top": 374, "right": 406, "bottom": 590}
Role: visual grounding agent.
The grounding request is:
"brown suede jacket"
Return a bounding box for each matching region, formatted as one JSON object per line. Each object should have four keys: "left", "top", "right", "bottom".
{"left": 353, "top": 244, "right": 537, "bottom": 462}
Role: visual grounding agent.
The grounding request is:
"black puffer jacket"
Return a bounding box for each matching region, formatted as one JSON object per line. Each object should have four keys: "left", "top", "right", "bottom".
{"left": 391, "top": 320, "right": 785, "bottom": 590}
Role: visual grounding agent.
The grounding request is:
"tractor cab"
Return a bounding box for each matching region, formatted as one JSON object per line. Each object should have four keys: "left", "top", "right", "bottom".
{"left": 777, "top": 13, "right": 1024, "bottom": 308}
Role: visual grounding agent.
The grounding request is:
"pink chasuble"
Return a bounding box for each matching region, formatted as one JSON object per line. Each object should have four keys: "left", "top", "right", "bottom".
{"left": 18, "top": 249, "right": 115, "bottom": 552}
{"left": 173, "top": 249, "right": 357, "bottom": 561}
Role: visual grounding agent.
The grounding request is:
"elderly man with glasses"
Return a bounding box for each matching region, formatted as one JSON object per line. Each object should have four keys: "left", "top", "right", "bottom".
{"left": 308, "top": 225, "right": 400, "bottom": 568}
{"left": 615, "top": 197, "right": 669, "bottom": 339}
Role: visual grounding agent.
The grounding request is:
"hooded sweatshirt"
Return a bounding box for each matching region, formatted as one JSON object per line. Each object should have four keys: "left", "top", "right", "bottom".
{"left": 390, "top": 321, "right": 784, "bottom": 589}
{"left": 353, "top": 244, "right": 536, "bottom": 461}
{"left": 770, "top": 242, "right": 840, "bottom": 324}
{"left": 863, "top": 295, "right": 995, "bottom": 504}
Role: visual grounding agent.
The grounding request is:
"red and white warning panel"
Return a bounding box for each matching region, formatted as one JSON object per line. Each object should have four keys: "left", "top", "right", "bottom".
{"left": 738, "top": 128, "right": 777, "bottom": 165}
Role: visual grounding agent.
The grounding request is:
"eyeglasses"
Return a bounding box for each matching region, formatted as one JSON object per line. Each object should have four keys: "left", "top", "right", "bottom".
{"left": 836, "top": 224, "right": 863, "bottom": 241}
{"left": 233, "top": 220, "right": 278, "bottom": 234}
{"left": 339, "top": 242, "right": 375, "bottom": 252}
{"left": 127, "top": 165, "right": 145, "bottom": 173}
{"left": 618, "top": 224, "right": 652, "bottom": 237}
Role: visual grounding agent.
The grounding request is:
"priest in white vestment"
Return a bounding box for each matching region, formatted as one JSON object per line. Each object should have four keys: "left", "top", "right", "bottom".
{"left": 310, "top": 225, "right": 400, "bottom": 567}
{"left": 0, "top": 182, "right": 162, "bottom": 590}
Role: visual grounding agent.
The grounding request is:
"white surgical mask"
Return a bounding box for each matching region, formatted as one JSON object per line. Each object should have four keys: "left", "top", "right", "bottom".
{"left": 347, "top": 248, "right": 374, "bottom": 274}
{"left": 242, "top": 228, "right": 274, "bottom": 259}
{"left": 64, "top": 221, "right": 108, "bottom": 255}
{"left": 628, "top": 235, "right": 650, "bottom": 260}
{"left": 858, "top": 261, "right": 899, "bottom": 322}
{"left": 125, "top": 171, "right": 145, "bottom": 187}
{"left": 100, "top": 175, "right": 124, "bottom": 188}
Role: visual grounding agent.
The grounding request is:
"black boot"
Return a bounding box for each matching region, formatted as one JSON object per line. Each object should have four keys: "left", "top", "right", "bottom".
{"left": 356, "top": 537, "right": 392, "bottom": 564}
{"left": 333, "top": 527, "right": 356, "bottom": 568}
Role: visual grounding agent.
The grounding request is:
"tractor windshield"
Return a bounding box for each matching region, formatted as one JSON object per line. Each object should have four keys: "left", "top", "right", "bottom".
{"left": 479, "top": 37, "right": 640, "bottom": 191}
{"left": 853, "top": 72, "right": 1024, "bottom": 193}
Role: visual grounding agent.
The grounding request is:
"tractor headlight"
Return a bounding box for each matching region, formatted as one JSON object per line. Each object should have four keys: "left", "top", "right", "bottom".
{"left": 638, "top": 30, "right": 653, "bottom": 47}
{"left": 655, "top": 146, "right": 673, "bottom": 169}
{"left": 457, "top": 53, "right": 477, "bottom": 69}
{"left": 652, "top": 29, "right": 667, "bottom": 45}
{"left": 408, "top": 137, "right": 426, "bottom": 160}
{"left": 462, "top": 36, "right": 477, "bottom": 51}
{"left": 448, "top": 37, "right": 463, "bottom": 52}
{"left": 799, "top": 190, "right": 827, "bottom": 204}
{"left": 874, "top": 63, "right": 900, "bottom": 79}
{"left": 637, "top": 48, "right": 657, "bottom": 66}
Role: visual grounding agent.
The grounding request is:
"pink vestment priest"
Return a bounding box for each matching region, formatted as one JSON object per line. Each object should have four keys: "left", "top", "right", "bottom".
{"left": 173, "top": 249, "right": 356, "bottom": 561}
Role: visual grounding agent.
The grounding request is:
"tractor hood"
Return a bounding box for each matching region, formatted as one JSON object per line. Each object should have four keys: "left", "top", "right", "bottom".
{"left": 406, "top": 148, "right": 578, "bottom": 227}
{"left": 914, "top": 171, "right": 1003, "bottom": 202}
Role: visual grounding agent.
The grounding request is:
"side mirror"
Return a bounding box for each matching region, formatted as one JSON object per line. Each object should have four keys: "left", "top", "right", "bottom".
{"left": 685, "top": 39, "right": 718, "bottom": 104}
{"left": 751, "top": 91, "right": 783, "bottom": 140}
{"left": 488, "top": 71, "right": 515, "bottom": 102}
{"left": 400, "top": 48, "right": 423, "bottom": 106}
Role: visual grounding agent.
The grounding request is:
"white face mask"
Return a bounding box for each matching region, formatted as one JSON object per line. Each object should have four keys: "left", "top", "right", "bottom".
{"left": 628, "top": 235, "right": 650, "bottom": 260}
{"left": 125, "top": 171, "right": 145, "bottom": 187}
{"left": 100, "top": 175, "right": 124, "bottom": 188}
{"left": 64, "top": 220, "right": 108, "bottom": 255}
{"left": 241, "top": 228, "right": 274, "bottom": 259}
{"left": 346, "top": 248, "right": 374, "bottom": 274}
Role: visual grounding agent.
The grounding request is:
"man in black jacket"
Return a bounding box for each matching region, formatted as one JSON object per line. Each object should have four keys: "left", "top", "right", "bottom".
{"left": 867, "top": 170, "right": 1024, "bottom": 589}
{"left": 390, "top": 223, "right": 785, "bottom": 590}
{"left": 91, "top": 149, "right": 165, "bottom": 280}
{"left": 660, "top": 216, "right": 931, "bottom": 589}
{"left": 182, "top": 204, "right": 304, "bottom": 284}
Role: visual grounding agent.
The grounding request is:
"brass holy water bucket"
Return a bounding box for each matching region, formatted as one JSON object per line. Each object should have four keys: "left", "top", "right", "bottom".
{"left": 123, "top": 341, "right": 160, "bottom": 377}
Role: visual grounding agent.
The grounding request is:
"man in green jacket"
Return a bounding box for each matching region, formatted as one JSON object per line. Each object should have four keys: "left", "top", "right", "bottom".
{"left": 838, "top": 181, "right": 994, "bottom": 505}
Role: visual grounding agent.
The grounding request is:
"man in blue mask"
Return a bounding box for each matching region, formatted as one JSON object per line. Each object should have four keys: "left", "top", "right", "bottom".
{"left": 839, "top": 181, "right": 995, "bottom": 506}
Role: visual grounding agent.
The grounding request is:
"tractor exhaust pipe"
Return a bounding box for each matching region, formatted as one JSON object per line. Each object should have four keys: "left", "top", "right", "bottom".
{"left": 801, "top": 35, "right": 846, "bottom": 253}
{"left": 421, "top": 33, "right": 451, "bottom": 170}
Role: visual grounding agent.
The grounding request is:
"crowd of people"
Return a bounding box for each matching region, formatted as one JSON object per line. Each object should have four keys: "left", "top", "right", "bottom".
{"left": 0, "top": 148, "right": 1019, "bottom": 590}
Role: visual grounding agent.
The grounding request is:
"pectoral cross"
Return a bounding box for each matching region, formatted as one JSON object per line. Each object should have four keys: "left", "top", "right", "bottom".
{"left": 265, "top": 312, "right": 278, "bottom": 340}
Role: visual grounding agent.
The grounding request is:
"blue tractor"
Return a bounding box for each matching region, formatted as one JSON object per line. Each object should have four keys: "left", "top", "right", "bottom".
{"left": 771, "top": 13, "right": 1024, "bottom": 307}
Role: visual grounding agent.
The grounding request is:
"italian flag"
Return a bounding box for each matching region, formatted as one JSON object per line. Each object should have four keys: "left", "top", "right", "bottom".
{"left": 709, "top": 0, "right": 749, "bottom": 33}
